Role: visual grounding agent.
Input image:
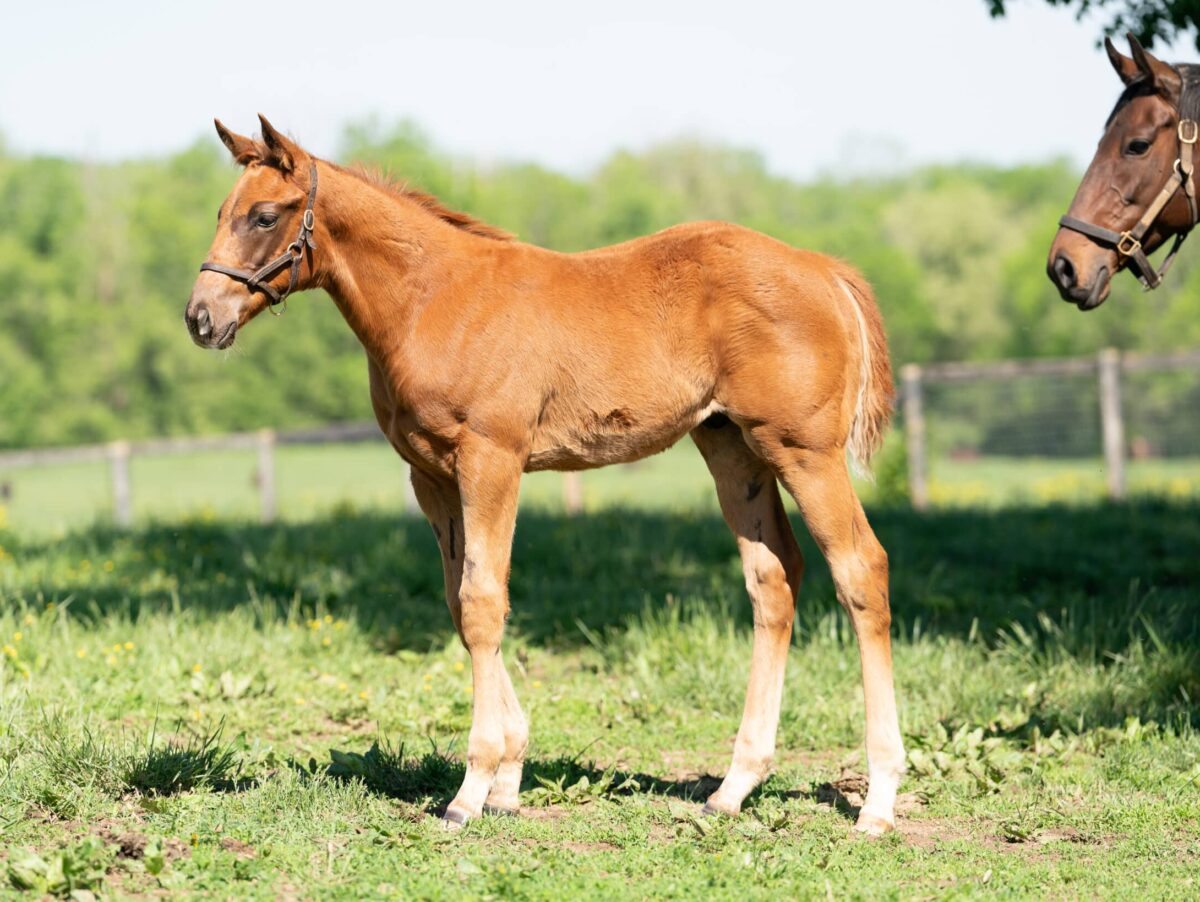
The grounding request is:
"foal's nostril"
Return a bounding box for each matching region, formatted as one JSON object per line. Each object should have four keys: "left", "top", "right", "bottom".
{"left": 1053, "top": 254, "right": 1076, "bottom": 290}
{"left": 195, "top": 306, "right": 212, "bottom": 339}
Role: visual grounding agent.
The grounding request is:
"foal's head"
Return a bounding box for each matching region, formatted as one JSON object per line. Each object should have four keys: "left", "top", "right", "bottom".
{"left": 1048, "top": 36, "right": 1197, "bottom": 309}
{"left": 185, "top": 116, "right": 316, "bottom": 349}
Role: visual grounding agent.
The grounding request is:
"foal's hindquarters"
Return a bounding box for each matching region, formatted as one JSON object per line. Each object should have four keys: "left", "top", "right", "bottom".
{"left": 415, "top": 246, "right": 905, "bottom": 835}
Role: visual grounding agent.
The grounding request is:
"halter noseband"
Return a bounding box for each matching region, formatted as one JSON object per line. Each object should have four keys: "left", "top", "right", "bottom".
{"left": 1059, "top": 92, "right": 1198, "bottom": 291}
{"left": 199, "top": 162, "right": 319, "bottom": 315}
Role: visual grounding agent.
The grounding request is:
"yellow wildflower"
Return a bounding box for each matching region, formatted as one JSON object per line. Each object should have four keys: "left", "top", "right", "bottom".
{"left": 294, "top": 696, "right": 307, "bottom": 705}
{"left": 76, "top": 647, "right": 87, "bottom": 658}
{"left": 532, "top": 680, "right": 543, "bottom": 689}
{"left": 124, "top": 641, "right": 134, "bottom": 651}
{"left": 22, "top": 614, "right": 34, "bottom": 626}
{"left": 2, "top": 644, "right": 16, "bottom": 658}
{"left": 106, "top": 654, "right": 118, "bottom": 666}
{"left": 321, "top": 637, "right": 331, "bottom": 647}
{"left": 103, "top": 560, "right": 114, "bottom": 572}
{"left": 453, "top": 661, "right": 465, "bottom": 673}
{"left": 357, "top": 690, "right": 369, "bottom": 700}
{"left": 324, "top": 614, "right": 333, "bottom": 624}
{"left": 338, "top": 682, "right": 348, "bottom": 691}
{"left": 192, "top": 663, "right": 203, "bottom": 673}
{"left": 12, "top": 632, "right": 22, "bottom": 642}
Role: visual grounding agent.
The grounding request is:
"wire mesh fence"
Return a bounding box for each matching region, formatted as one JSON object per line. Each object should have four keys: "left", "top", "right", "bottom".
{"left": 900, "top": 348, "right": 1200, "bottom": 508}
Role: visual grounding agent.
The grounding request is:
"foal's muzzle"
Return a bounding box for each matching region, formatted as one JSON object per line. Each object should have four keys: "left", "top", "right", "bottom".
{"left": 185, "top": 301, "right": 238, "bottom": 349}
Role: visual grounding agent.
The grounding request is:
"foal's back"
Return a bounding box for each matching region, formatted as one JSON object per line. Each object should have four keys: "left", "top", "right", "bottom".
{"left": 484, "top": 220, "right": 864, "bottom": 472}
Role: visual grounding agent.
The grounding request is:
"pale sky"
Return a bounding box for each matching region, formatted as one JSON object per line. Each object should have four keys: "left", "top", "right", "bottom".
{"left": 2, "top": 0, "right": 1195, "bottom": 179}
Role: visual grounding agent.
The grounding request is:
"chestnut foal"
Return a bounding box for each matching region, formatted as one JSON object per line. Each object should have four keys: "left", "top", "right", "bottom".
{"left": 186, "top": 116, "right": 905, "bottom": 834}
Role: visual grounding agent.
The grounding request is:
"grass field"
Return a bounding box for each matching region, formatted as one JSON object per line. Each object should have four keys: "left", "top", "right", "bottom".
{"left": 0, "top": 470, "right": 1198, "bottom": 898}
{"left": 2, "top": 440, "right": 1199, "bottom": 535}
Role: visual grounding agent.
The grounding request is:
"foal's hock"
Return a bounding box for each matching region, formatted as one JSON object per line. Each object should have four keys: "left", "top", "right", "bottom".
{"left": 185, "top": 115, "right": 905, "bottom": 834}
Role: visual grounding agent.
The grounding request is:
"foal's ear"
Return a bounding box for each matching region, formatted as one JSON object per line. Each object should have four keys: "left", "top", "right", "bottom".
{"left": 214, "top": 119, "right": 260, "bottom": 165}
{"left": 1105, "top": 37, "right": 1141, "bottom": 86}
{"left": 1127, "top": 33, "right": 1182, "bottom": 97}
{"left": 258, "top": 114, "right": 303, "bottom": 174}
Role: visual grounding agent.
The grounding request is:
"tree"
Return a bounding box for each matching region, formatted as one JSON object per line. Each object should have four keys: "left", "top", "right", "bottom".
{"left": 986, "top": 0, "right": 1200, "bottom": 50}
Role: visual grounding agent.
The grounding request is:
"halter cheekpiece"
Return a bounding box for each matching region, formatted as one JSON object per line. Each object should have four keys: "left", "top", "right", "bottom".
{"left": 199, "top": 162, "right": 319, "bottom": 315}
{"left": 1058, "top": 74, "right": 1199, "bottom": 291}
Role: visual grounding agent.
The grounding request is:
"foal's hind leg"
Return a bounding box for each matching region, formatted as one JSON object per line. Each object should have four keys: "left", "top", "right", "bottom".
{"left": 691, "top": 422, "right": 804, "bottom": 816}
{"left": 756, "top": 439, "right": 905, "bottom": 834}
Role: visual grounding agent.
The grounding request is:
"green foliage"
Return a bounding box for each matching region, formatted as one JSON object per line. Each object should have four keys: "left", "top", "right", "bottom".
{"left": 986, "top": 0, "right": 1200, "bottom": 51}
{"left": 2, "top": 124, "right": 1200, "bottom": 451}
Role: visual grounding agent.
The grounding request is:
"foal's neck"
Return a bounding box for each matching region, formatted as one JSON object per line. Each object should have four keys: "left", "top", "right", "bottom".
{"left": 311, "top": 161, "right": 481, "bottom": 362}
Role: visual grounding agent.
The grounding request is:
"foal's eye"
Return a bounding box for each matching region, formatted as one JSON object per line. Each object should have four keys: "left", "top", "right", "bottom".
{"left": 1126, "top": 138, "right": 1152, "bottom": 156}
{"left": 256, "top": 213, "right": 279, "bottom": 229}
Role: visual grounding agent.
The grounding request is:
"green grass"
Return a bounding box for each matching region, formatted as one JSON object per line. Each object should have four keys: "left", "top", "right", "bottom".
{"left": 3, "top": 440, "right": 1198, "bottom": 535}
{"left": 0, "top": 485, "right": 1197, "bottom": 898}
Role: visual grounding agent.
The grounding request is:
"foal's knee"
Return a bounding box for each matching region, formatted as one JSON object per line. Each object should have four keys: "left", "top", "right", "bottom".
{"left": 743, "top": 552, "right": 797, "bottom": 633}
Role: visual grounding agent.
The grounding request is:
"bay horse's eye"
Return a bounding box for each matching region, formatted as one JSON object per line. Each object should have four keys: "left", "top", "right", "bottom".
{"left": 1126, "top": 139, "right": 1152, "bottom": 156}
{"left": 256, "top": 213, "right": 279, "bottom": 229}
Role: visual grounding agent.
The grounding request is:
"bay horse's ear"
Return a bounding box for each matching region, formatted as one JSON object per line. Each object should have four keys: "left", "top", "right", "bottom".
{"left": 1127, "top": 33, "right": 1182, "bottom": 97}
{"left": 257, "top": 114, "right": 302, "bottom": 174}
{"left": 214, "top": 119, "right": 260, "bottom": 165}
{"left": 1105, "top": 37, "right": 1141, "bottom": 86}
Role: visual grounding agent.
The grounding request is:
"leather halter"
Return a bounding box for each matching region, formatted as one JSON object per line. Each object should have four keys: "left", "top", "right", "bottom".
{"left": 1059, "top": 110, "right": 1198, "bottom": 291}
{"left": 199, "top": 162, "right": 318, "bottom": 314}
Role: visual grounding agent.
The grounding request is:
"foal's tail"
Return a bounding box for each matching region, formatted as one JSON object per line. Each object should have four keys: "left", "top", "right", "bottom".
{"left": 832, "top": 263, "right": 895, "bottom": 479}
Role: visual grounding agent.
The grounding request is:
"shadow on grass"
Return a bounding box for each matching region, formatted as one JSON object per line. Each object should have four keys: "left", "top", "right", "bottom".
{"left": 7, "top": 499, "right": 1197, "bottom": 650}
{"left": 321, "top": 739, "right": 725, "bottom": 813}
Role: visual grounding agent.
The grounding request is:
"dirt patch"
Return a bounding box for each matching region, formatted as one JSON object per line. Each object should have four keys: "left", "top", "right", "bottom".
{"left": 219, "top": 836, "right": 257, "bottom": 858}
{"left": 813, "top": 770, "right": 928, "bottom": 820}
{"left": 518, "top": 805, "right": 572, "bottom": 821}
{"left": 95, "top": 827, "right": 191, "bottom": 863}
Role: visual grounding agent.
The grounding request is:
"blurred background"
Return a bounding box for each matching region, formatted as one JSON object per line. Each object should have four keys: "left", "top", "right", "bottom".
{"left": 2, "top": 0, "right": 1200, "bottom": 534}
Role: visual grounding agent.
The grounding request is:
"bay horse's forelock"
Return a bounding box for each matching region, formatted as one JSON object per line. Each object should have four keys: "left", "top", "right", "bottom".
{"left": 186, "top": 123, "right": 905, "bottom": 834}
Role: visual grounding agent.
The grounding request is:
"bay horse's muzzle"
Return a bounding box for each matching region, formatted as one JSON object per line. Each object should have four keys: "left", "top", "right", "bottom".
{"left": 1048, "top": 250, "right": 1111, "bottom": 310}
{"left": 185, "top": 299, "right": 238, "bottom": 349}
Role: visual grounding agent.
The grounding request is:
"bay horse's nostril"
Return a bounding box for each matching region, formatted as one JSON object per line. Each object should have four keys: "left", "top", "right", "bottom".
{"left": 187, "top": 303, "right": 212, "bottom": 340}
{"left": 1053, "top": 254, "right": 1076, "bottom": 290}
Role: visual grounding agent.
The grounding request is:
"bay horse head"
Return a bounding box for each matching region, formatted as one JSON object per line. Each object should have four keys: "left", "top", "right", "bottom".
{"left": 185, "top": 115, "right": 318, "bottom": 348}
{"left": 1049, "top": 35, "right": 1200, "bottom": 310}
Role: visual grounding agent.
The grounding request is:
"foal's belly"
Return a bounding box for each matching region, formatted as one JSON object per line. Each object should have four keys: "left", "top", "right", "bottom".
{"left": 525, "top": 398, "right": 725, "bottom": 472}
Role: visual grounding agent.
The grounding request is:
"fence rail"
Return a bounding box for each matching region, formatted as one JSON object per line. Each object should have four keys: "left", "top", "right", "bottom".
{"left": 3, "top": 346, "right": 1196, "bottom": 522}
{"left": 0, "top": 424, "right": 585, "bottom": 526}
{"left": 900, "top": 347, "right": 1200, "bottom": 509}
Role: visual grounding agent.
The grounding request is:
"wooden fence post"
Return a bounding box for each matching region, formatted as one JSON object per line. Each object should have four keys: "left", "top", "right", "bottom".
{"left": 1098, "top": 348, "right": 1126, "bottom": 500}
{"left": 562, "top": 472, "right": 583, "bottom": 515}
{"left": 108, "top": 440, "right": 132, "bottom": 527}
{"left": 256, "top": 429, "right": 277, "bottom": 523}
{"left": 901, "top": 364, "right": 928, "bottom": 510}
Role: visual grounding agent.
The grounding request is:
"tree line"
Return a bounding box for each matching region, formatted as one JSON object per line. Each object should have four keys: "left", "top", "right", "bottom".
{"left": 1, "top": 120, "right": 1199, "bottom": 449}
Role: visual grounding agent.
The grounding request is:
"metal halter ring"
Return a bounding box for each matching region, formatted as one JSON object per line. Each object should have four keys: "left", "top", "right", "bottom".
{"left": 1116, "top": 232, "right": 1142, "bottom": 256}
{"left": 1179, "top": 119, "right": 1199, "bottom": 144}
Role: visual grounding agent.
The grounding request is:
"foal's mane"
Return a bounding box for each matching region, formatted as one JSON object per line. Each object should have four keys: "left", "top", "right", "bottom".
{"left": 337, "top": 163, "right": 514, "bottom": 241}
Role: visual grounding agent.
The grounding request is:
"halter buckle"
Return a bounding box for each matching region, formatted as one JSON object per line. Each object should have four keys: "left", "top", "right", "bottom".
{"left": 303, "top": 209, "right": 315, "bottom": 232}
{"left": 1116, "top": 231, "right": 1142, "bottom": 256}
{"left": 1180, "top": 120, "right": 1199, "bottom": 144}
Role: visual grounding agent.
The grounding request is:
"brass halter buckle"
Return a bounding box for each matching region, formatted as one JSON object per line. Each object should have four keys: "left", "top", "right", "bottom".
{"left": 1179, "top": 119, "right": 1199, "bottom": 144}
{"left": 1116, "top": 231, "right": 1142, "bottom": 257}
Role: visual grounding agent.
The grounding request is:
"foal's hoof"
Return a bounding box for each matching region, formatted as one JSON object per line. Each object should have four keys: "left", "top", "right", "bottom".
{"left": 853, "top": 813, "right": 894, "bottom": 837}
{"left": 700, "top": 801, "right": 736, "bottom": 818}
{"left": 482, "top": 804, "right": 520, "bottom": 818}
{"left": 441, "top": 808, "right": 471, "bottom": 830}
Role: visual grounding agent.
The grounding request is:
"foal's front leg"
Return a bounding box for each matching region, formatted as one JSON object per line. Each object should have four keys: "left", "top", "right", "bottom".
{"left": 431, "top": 445, "right": 524, "bottom": 827}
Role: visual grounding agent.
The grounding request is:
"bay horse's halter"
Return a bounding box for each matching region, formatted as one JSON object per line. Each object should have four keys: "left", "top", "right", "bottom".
{"left": 1058, "top": 77, "right": 1199, "bottom": 291}
{"left": 199, "top": 163, "right": 318, "bottom": 315}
